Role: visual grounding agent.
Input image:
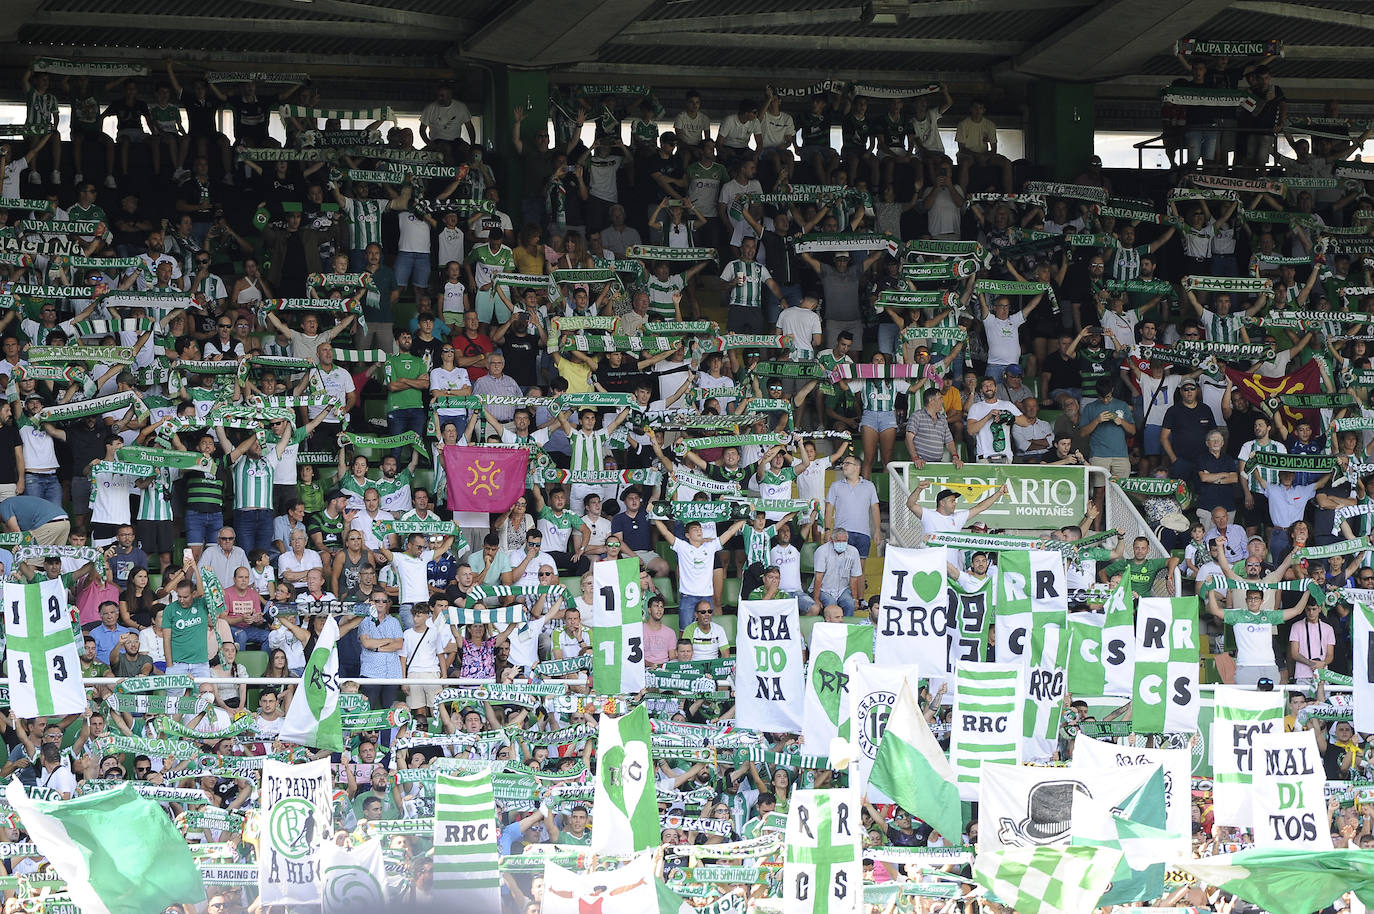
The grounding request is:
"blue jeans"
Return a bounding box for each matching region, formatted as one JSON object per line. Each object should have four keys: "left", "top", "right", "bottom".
{"left": 388, "top": 408, "right": 428, "bottom": 459}
{"left": 819, "top": 590, "right": 858, "bottom": 616}
{"left": 393, "top": 251, "right": 430, "bottom": 289}
{"left": 847, "top": 531, "right": 872, "bottom": 558}
{"left": 985, "top": 363, "right": 1014, "bottom": 382}
{"left": 789, "top": 590, "right": 817, "bottom": 615}
{"left": 185, "top": 509, "right": 223, "bottom": 547}
{"left": 233, "top": 508, "right": 274, "bottom": 554}
{"left": 231, "top": 625, "right": 272, "bottom": 651}
{"left": 877, "top": 323, "right": 899, "bottom": 357}
{"left": 1185, "top": 128, "right": 1218, "bottom": 164}
{"left": 679, "top": 593, "right": 714, "bottom": 632}
{"left": 166, "top": 661, "right": 213, "bottom": 695}
{"left": 24, "top": 473, "right": 59, "bottom": 504}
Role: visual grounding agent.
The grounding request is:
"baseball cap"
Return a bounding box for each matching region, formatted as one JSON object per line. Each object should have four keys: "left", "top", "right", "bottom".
{"left": 1179, "top": 380, "right": 1199, "bottom": 390}
{"left": 1247, "top": 535, "right": 1265, "bottom": 544}
{"left": 834, "top": 251, "right": 852, "bottom": 260}
{"left": 1005, "top": 365, "right": 1023, "bottom": 376}
{"left": 936, "top": 488, "right": 958, "bottom": 502}
{"left": 1088, "top": 155, "right": 1102, "bottom": 166}
{"left": 325, "top": 488, "right": 346, "bottom": 502}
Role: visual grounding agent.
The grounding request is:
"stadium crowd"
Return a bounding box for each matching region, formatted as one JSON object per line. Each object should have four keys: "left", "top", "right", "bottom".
{"left": 0, "top": 47, "right": 1370, "bottom": 913}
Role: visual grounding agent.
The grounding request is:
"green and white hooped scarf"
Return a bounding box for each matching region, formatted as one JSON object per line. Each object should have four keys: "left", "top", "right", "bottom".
{"left": 623, "top": 245, "right": 716, "bottom": 262}
{"left": 1182, "top": 275, "right": 1272, "bottom": 293}
{"left": 36, "top": 390, "right": 145, "bottom": 423}
{"left": 205, "top": 72, "right": 306, "bottom": 84}
{"left": 460, "top": 583, "right": 573, "bottom": 608}
{"left": 33, "top": 58, "right": 149, "bottom": 77}
{"left": 280, "top": 104, "right": 393, "bottom": 122}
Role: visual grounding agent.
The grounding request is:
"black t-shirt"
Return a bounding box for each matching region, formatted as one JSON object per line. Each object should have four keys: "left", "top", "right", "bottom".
{"left": 501, "top": 328, "right": 540, "bottom": 388}
{"left": 180, "top": 89, "right": 220, "bottom": 136}
{"left": 410, "top": 336, "right": 444, "bottom": 371}
{"left": 799, "top": 112, "right": 830, "bottom": 146}
{"left": 0, "top": 423, "right": 18, "bottom": 484}
{"left": 111, "top": 207, "right": 153, "bottom": 250}
{"left": 650, "top": 154, "right": 683, "bottom": 187}
{"left": 280, "top": 231, "right": 309, "bottom": 297}
{"left": 230, "top": 93, "right": 278, "bottom": 140}
{"left": 181, "top": 178, "right": 215, "bottom": 217}
{"left": 595, "top": 363, "right": 642, "bottom": 393}
{"left": 885, "top": 822, "right": 932, "bottom": 847}
{"left": 1042, "top": 351, "right": 1082, "bottom": 392}
{"left": 1162, "top": 402, "right": 1216, "bottom": 460}
{"left": 102, "top": 99, "right": 149, "bottom": 132}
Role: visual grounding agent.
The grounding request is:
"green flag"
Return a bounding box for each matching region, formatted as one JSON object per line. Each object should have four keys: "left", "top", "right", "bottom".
{"left": 1073, "top": 766, "right": 1167, "bottom": 904}
{"left": 973, "top": 845, "right": 1121, "bottom": 914}
{"left": 1175, "top": 848, "right": 1374, "bottom": 914}
{"left": 869, "top": 681, "right": 963, "bottom": 843}
{"left": 656, "top": 875, "right": 693, "bottom": 914}
{"left": 6, "top": 779, "right": 206, "bottom": 914}
{"left": 277, "top": 616, "right": 342, "bottom": 751}
{"left": 592, "top": 704, "right": 660, "bottom": 853}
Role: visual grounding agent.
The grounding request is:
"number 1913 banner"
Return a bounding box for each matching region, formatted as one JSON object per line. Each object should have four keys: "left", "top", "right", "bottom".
{"left": 3, "top": 577, "right": 84, "bottom": 719}
{"left": 592, "top": 558, "right": 645, "bottom": 694}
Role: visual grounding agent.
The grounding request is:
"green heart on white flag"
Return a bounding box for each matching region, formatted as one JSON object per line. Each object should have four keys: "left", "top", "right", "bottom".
{"left": 277, "top": 616, "right": 342, "bottom": 752}
{"left": 801, "top": 622, "right": 873, "bottom": 749}
{"left": 321, "top": 838, "right": 387, "bottom": 909}
{"left": 592, "top": 704, "right": 661, "bottom": 854}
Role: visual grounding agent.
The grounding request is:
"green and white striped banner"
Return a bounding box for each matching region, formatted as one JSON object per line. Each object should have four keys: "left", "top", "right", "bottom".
{"left": 432, "top": 771, "right": 501, "bottom": 908}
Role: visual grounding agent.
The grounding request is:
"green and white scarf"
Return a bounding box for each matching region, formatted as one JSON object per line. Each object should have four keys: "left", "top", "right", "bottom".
{"left": 414, "top": 197, "right": 497, "bottom": 215}
{"left": 649, "top": 500, "right": 752, "bottom": 522}
{"left": 235, "top": 147, "right": 330, "bottom": 163}
{"left": 1176, "top": 38, "right": 1281, "bottom": 56}
{"left": 901, "top": 259, "right": 978, "bottom": 282}
{"left": 1241, "top": 451, "right": 1341, "bottom": 473}
{"left": 205, "top": 72, "right": 306, "bottom": 84}
{"left": 531, "top": 656, "right": 592, "bottom": 679}
{"left": 900, "top": 325, "right": 968, "bottom": 345}
{"left": 1104, "top": 278, "right": 1176, "bottom": 297}
{"left": 903, "top": 239, "right": 985, "bottom": 259}
{"left": 672, "top": 470, "right": 743, "bottom": 495}
{"left": 338, "top": 431, "right": 423, "bottom": 451}
{"left": 550, "top": 268, "right": 618, "bottom": 285}
{"left": 642, "top": 321, "right": 712, "bottom": 335}
{"left": 925, "top": 531, "right": 1046, "bottom": 551}
{"left": 36, "top": 390, "right": 144, "bottom": 423}
{"left": 698, "top": 333, "right": 789, "bottom": 352}
{"left": 672, "top": 432, "right": 789, "bottom": 453}
{"left": 33, "top": 58, "right": 149, "bottom": 77}
{"left": 1182, "top": 275, "right": 1272, "bottom": 293}
{"left": 1176, "top": 339, "right": 1274, "bottom": 362}
{"left": 623, "top": 245, "right": 716, "bottom": 262}
{"left": 460, "top": 584, "right": 572, "bottom": 609}
{"left": 98, "top": 291, "right": 195, "bottom": 313}
{"left": 382, "top": 161, "right": 462, "bottom": 180}
{"left": 876, "top": 290, "right": 960, "bottom": 309}
{"left": 328, "top": 348, "right": 387, "bottom": 363}
{"left": 552, "top": 315, "right": 618, "bottom": 333}
{"left": 17, "top": 221, "right": 102, "bottom": 235}
{"left": 1022, "top": 181, "right": 1108, "bottom": 204}
{"left": 28, "top": 344, "right": 134, "bottom": 364}
{"left": 11, "top": 284, "right": 93, "bottom": 300}
{"left": 280, "top": 104, "right": 393, "bottom": 122}
{"left": 788, "top": 232, "right": 896, "bottom": 254}
{"left": 12, "top": 364, "right": 86, "bottom": 384}
{"left": 1160, "top": 86, "right": 1257, "bottom": 109}
{"left": 0, "top": 198, "right": 54, "bottom": 213}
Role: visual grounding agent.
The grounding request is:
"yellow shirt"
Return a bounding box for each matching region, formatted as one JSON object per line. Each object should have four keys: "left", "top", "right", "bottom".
{"left": 512, "top": 247, "right": 547, "bottom": 275}
{"left": 554, "top": 352, "right": 593, "bottom": 394}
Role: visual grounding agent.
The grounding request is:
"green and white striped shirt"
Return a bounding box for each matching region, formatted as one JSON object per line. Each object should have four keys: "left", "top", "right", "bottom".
{"left": 721, "top": 260, "right": 770, "bottom": 309}
{"left": 231, "top": 455, "right": 274, "bottom": 510}
{"left": 26, "top": 89, "right": 59, "bottom": 129}
{"left": 343, "top": 196, "right": 385, "bottom": 250}
{"left": 570, "top": 428, "right": 609, "bottom": 473}
{"left": 646, "top": 275, "right": 684, "bottom": 320}
{"left": 861, "top": 378, "right": 898, "bottom": 414}
{"left": 136, "top": 468, "right": 176, "bottom": 521}
{"left": 743, "top": 525, "right": 776, "bottom": 566}
{"left": 1203, "top": 308, "right": 1246, "bottom": 344}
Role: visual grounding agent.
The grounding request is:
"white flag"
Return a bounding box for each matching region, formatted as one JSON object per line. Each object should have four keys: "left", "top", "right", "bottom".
{"left": 543, "top": 850, "right": 656, "bottom": 914}
{"left": 784, "top": 789, "right": 862, "bottom": 914}
{"left": 278, "top": 616, "right": 342, "bottom": 752}
{"left": 1210, "top": 685, "right": 1284, "bottom": 827}
{"left": 873, "top": 545, "right": 950, "bottom": 688}
{"left": 258, "top": 758, "right": 333, "bottom": 907}
{"left": 950, "top": 662, "right": 1023, "bottom": 802}
{"left": 735, "top": 598, "right": 804, "bottom": 732}
{"left": 1252, "top": 730, "right": 1331, "bottom": 849}
{"left": 1072, "top": 734, "right": 1192, "bottom": 859}
{"left": 3, "top": 577, "right": 85, "bottom": 718}
{"left": 1355, "top": 601, "right": 1374, "bottom": 734}
{"left": 321, "top": 838, "right": 387, "bottom": 912}
{"left": 847, "top": 658, "right": 920, "bottom": 804}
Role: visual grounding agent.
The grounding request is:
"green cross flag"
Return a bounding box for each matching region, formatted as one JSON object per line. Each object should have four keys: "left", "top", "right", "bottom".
{"left": 784, "top": 789, "right": 861, "bottom": 914}
{"left": 3, "top": 578, "right": 85, "bottom": 718}
{"left": 591, "top": 558, "right": 645, "bottom": 694}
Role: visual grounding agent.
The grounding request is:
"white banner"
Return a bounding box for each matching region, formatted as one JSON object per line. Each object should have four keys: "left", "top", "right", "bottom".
{"left": 1132, "top": 598, "right": 1200, "bottom": 734}
{"left": 950, "top": 662, "right": 1023, "bottom": 802}
{"left": 1073, "top": 735, "right": 1192, "bottom": 859}
{"left": 321, "top": 838, "right": 388, "bottom": 911}
{"left": 3, "top": 577, "right": 85, "bottom": 718}
{"left": 783, "top": 789, "right": 862, "bottom": 914}
{"left": 736, "top": 599, "right": 804, "bottom": 733}
{"left": 801, "top": 623, "right": 874, "bottom": 753}
{"left": 259, "top": 758, "right": 333, "bottom": 907}
{"left": 1024, "top": 623, "right": 1069, "bottom": 763}
{"left": 1253, "top": 730, "right": 1331, "bottom": 850}
{"left": 873, "top": 546, "right": 950, "bottom": 686}
{"left": 848, "top": 659, "right": 920, "bottom": 804}
{"left": 1209, "top": 686, "right": 1285, "bottom": 828}
{"left": 1356, "top": 601, "right": 1374, "bottom": 734}
{"left": 994, "top": 549, "right": 1067, "bottom": 664}
{"left": 979, "top": 763, "right": 1152, "bottom": 854}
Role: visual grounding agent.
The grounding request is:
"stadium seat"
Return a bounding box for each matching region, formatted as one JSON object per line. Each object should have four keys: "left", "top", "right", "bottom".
{"left": 239, "top": 650, "right": 269, "bottom": 677}
{"left": 872, "top": 472, "right": 889, "bottom": 502}
{"left": 715, "top": 615, "right": 737, "bottom": 644}
{"left": 560, "top": 577, "right": 582, "bottom": 597}
{"left": 722, "top": 578, "right": 742, "bottom": 608}
{"left": 652, "top": 577, "right": 676, "bottom": 608}
{"left": 799, "top": 613, "right": 820, "bottom": 642}
{"left": 800, "top": 543, "right": 819, "bottom": 573}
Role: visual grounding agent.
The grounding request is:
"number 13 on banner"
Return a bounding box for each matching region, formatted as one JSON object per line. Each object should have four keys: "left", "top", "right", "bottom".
{"left": 592, "top": 558, "right": 646, "bottom": 694}
{"left": 3, "top": 577, "right": 85, "bottom": 718}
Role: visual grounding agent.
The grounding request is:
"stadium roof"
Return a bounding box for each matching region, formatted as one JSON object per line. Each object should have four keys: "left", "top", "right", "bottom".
{"left": 3, "top": 0, "right": 1373, "bottom": 104}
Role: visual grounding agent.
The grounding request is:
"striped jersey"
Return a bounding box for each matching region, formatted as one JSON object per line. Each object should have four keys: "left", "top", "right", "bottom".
{"left": 861, "top": 378, "right": 898, "bottom": 413}
{"left": 646, "top": 275, "right": 684, "bottom": 319}
{"left": 1110, "top": 242, "right": 1148, "bottom": 282}
{"left": 743, "top": 525, "right": 776, "bottom": 566}
{"left": 1202, "top": 308, "right": 1246, "bottom": 344}
{"left": 230, "top": 454, "right": 274, "bottom": 510}
{"left": 569, "top": 428, "right": 609, "bottom": 473}
{"left": 342, "top": 196, "right": 385, "bottom": 250}
{"left": 721, "top": 260, "right": 770, "bottom": 308}
{"left": 136, "top": 468, "right": 176, "bottom": 521}
{"left": 26, "top": 89, "right": 59, "bottom": 128}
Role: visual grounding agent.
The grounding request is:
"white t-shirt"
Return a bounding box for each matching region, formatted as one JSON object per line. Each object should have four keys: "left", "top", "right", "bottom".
{"left": 982, "top": 311, "right": 1025, "bottom": 365}
{"left": 420, "top": 99, "right": 471, "bottom": 141}
{"left": 389, "top": 550, "right": 434, "bottom": 605}
{"left": 402, "top": 624, "right": 451, "bottom": 673}
{"left": 967, "top": 399, "right": 1021, "bottom": 461}
{"left": 507, "top": 549, "right": 555, "bottom": 588}
{"left": 3, "top": 160, "right": 26, "bottom": 198}
{"left": 352, "top": 510, "right": 394, "bottom": 552}
{"left": 760, "top": 111, "right": 796, "bottom": 149}
{"left": 772, "top": 542, "right": 803, "bottom": 593}
{"left": 920, "top": 508, "right": 972, "bottom": 567}
{"left": 795, "top": 455, "right": 831, "bottom": 502}
{"left": 673, "top": 538, "right": 721, "bottom": 596}
{"left": 687, "top": 621, "right": 729, "bottom": 660}
{"left": 442, "top": 279, "right": 467, "bottom": 314}
{"left": 507, "top": 613, "right": 549, "bottom": 669}
{"left": 909, "top": 109, "right": 944, "bottom": 154}
{"left": 778, "top": 307, "right": 822, "bottom": 356}
{"left": 717, "top": 114, "right": 760, "bottom": 149}
{"left": 397, "top": 211, "right": 432, "bottom": 254}
{"left": 438, "top": 228, "right": 465, "bottom": 271}
{"left": 312, "top": 365, "right": 355, "bottom": 420}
